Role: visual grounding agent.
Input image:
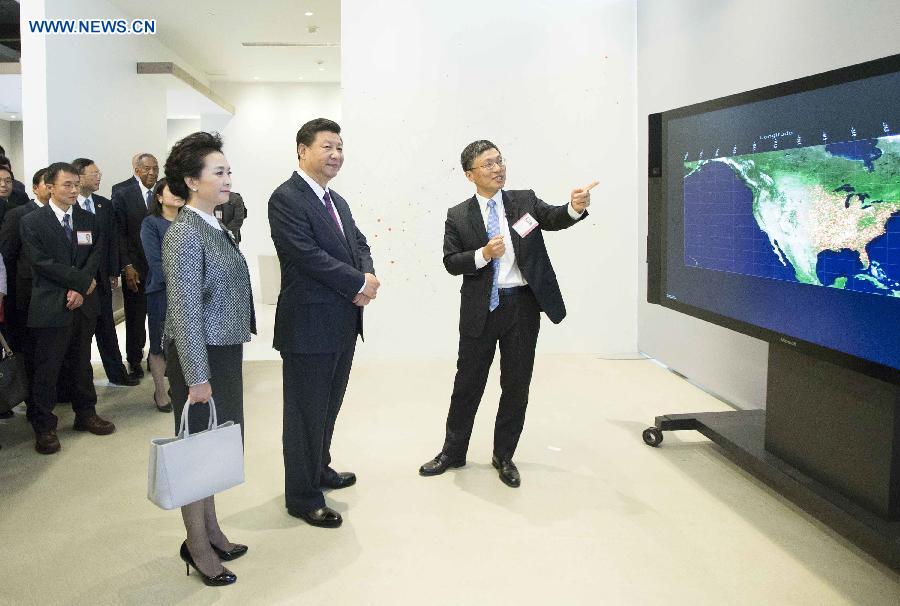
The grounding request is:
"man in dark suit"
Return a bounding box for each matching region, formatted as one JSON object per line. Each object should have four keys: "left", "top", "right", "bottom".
{"left": 0, "top": 164, "right": 15, "bottom": 226}
{"left": 0, "top": 153, "right": 28, "bottom": 210}
{"left": 214, "top": 191, "right": 247, "bottom": 244}
{"left": 419, "top": 140, "right": 594, "bottom": 487}
{"left": 72, "top": 158, "right": 137, "bottom": 387}
{"left": 269, "top": 118, "right": 379, "bottom": 528}
{"left": 0, "top": 168, "right": 50, "bottom": 401}
{"left": 20, "top": 162, "right": 116, "bottom": 454}
{"left": 111, "top": 153, "right": 159, "bottom": 380}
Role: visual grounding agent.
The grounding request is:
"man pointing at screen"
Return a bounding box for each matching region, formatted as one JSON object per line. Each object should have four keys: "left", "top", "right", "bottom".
{"left": 419, "top": 139, "right": 595, "bottom": 487}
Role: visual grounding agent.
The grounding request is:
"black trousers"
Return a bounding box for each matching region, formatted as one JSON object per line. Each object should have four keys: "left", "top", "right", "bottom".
{"left": 28, "top": 312, "right": 98, "bottom": 433}
{"left": 122, "top": 281, "right": 147, "bottom": 368}
{"left": 282, "top": 342, "right": 356, "bottom": 513}
{"left": 94, "top": 284, "right": 128, "bottom": 382}
{"left": 443, "top": 288, "right": 541, "bottom": 461}
{"left": 3, "top": 307, "right": 35, "bottom": 405}
{"left": 2, "top": 300, "right": 27, "bottom": 353}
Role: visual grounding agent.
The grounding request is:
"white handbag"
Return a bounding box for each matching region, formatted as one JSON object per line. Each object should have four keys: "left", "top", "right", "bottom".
{"left": 147, "top": 397, "right": 244, "bottom": 510}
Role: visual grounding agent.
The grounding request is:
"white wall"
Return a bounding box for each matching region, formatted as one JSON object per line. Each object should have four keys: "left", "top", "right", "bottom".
{"left": 21, "top": 0, "right": 210, "bottom": 197}
{"left": 636, "top": 0, "right": 900, "bottom": 409}
{"left": 340, "top": 0, "right": 639, "bottom": 358}
{"left": 8, "top": 122, "right": 23, "bottom": 183}
{"left": 166, "top": 118, "right": 201, "bottom": 153}
{"left": 207, "top": 81, "right": 342, "bottom": 298}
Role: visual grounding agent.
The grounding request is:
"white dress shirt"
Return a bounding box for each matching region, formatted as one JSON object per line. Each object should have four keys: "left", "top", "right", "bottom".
{"left": 49, "top": 200, "right": 74, "bottom": 228}
{"left": 183, "top": 204, "right": 223, "bottom": 231}
{"left": 77, "top": 194, "right": 96, "bottom": 214}
{"left": 295, "top": 169, "right": 347, "bottom": 236}
{"left": 472, "top": 191, "right": 526, "bottom": 288}
{"left": 134, "top": 175, "right": 152, "bottom": 208}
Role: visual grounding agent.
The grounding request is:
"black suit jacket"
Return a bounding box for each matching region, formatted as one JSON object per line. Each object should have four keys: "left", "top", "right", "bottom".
{"left": 83, "top": 194, "right": 119, "bottom": 292}
{"left": 269, "top": 173, "right": 374, "bottom": 354}
{"left": 111, "top": 177, "right": 149, "bottom": 278}
{"left": 21, "top": 204, "right": 103, "bottom": 328}
{"left": 214, "top": 192, "right": 247, "bottom": 243}
{"left": 443, "top": 189, "right": 587, "bottom": 338}
{"left": 0, "top": 200, "right": 40, "bottom": 311}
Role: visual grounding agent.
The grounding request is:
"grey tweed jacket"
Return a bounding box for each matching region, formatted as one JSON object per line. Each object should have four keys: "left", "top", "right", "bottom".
{"left": 162, "top": 208, "right": 256, "bottom": 385}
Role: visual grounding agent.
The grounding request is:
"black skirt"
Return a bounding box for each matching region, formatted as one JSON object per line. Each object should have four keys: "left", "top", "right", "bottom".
{"left": 165, "top": 340, "right": 245, "bottom": 442}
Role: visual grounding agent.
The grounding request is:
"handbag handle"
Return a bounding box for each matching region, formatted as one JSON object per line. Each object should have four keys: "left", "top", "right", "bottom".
{"left": 178, "top": 396, "right": 219, "bottom": 437}
{"left": 0, "top": 329, "right": 13, "bottom": 358}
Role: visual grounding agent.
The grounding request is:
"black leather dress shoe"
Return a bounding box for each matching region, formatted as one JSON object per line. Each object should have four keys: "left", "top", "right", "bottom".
{"left": 108, "top": 374, "right": 139, "bottom": 386}
{"left": 321, "top": 471, "right": 356, "bottom": 490}
{"left": 491, "top": 456, "right": 521, "bottom": 488}
{"left": 419, "top": 452, "right": 466, "bottom": 476}
{"left": 210, "top": 542, "right": 248, "bottom": 561}
{"left": 289, "top": 506, "right": 343, "bottom": 528}
{"left": 73, "top": 414, "right": 116, "bottom": 435}
{"left": 35, "top": 430, "right": 61, "bottom": 455}
{"left": 128, "top": 365, "right": 144, "bottom": 380}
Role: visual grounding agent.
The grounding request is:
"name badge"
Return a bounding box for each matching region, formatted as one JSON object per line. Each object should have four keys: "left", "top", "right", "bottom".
{"left": 512, "top": 213, "right": 539, "bottom": 238}
{"left": 215, "top": 210, "right": 224, "bottom": 220}
{"left": 76, "top": 231, "right": 93, "bottom": 246}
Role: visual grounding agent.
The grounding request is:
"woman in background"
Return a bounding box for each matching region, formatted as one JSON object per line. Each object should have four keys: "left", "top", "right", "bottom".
{"left": 162, "top": 132, "right": 255, "bottom": 586}
{"left": 140, "top": 178, "right": 184, "bottom": 412}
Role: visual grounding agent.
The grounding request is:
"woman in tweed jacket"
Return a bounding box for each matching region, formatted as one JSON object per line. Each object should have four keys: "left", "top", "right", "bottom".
{"left": 162, "top": 132, "right": 255, "bottom": 586}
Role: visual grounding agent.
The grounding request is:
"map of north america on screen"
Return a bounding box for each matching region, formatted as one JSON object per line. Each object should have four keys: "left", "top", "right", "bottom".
{"left": 683, "top": 135, "right": 900, "bottom": 297}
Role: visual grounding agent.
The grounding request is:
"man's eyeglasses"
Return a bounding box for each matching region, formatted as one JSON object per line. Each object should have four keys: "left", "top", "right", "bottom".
{"left": 471, "top": 157, "right": 506, "bottom": 171}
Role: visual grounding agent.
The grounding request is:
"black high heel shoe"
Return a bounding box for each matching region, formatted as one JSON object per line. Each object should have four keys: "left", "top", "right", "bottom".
{"left": 179, "top": 541, "right": 237, "bottom": 586}
{"left": 210, "top": 542, "right": 248, "bottom": 561}
{"left": 154, "top": 392, "right": 173, "bottom": 413}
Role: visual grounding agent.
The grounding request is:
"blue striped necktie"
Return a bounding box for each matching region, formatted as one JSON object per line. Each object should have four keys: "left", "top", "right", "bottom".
{"left": 62, "top": 214, "right": 73, "bottom": 241}
{"left": 487, "top": 199, "right": 500, "bottom": 311}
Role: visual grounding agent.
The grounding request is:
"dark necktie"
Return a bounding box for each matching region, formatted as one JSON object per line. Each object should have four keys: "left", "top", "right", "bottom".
{"left": 83, "top": 197, "right": 94, "bottom": 214}
{"left": 323, "top": 190, "right": 345, "bottom": 238}
{"left": 145, "top": 189, "right": 152, "bottom": 208}
{"left": 62, "top": 214, "right": 73, "bottom": 241}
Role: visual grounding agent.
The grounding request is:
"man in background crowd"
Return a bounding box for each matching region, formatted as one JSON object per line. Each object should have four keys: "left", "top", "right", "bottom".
{"left": 112, "top": 153, "right": 159, "bottom": 380}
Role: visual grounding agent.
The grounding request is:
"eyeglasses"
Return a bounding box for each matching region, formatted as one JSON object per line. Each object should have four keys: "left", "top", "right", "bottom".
{"left": 471, "top": 157, "right": 506, "bottom": 171}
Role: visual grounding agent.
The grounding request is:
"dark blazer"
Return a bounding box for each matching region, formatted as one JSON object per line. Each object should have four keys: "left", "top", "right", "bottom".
{"left": 0, "top": 200, "right": 40, "bottom": 311}
{"left": 443, "top": 189, "right": 587, "bottom": 338}
{"left": 140, "top": 214, "right": 171, "bottom": 294}
{"left": 214, "top": 192, "right": 247, "bottom": 243}
{"left": 269, "top": 173, "right": 374, "bottom": 354}
{"left": 84, "top": 194, "right": 120, "bottom": 292}
{"left": 21, "top": 203, "right": 103, "bottom": 328}
{"left": 111, "top": 176, "right": 149, "bottom": 278}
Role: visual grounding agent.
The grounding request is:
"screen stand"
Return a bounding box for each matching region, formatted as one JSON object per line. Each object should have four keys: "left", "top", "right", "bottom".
{"left": 642, "top": 343, "right": 900, "bottom": 570}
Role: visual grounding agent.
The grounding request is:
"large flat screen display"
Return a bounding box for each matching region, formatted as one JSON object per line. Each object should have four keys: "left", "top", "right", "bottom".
{"left": 648, "top": 53, "right": 900, "bottom": 384}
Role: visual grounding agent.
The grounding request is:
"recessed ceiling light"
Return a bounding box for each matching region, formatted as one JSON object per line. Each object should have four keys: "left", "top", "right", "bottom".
{"left": 253, "top": 76, "right": 260, "bottom": 80}
{"left": 298, "top": 76, "right": 304, "bottom": 80}
{"left": 318, "top": 67, "right": 325, "bottom": 71}
{"left": 305, "top": 11, "right": 314, "bottom": 16}
{"left": 10, "top": 114, "right": 17, "bottom": 119}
